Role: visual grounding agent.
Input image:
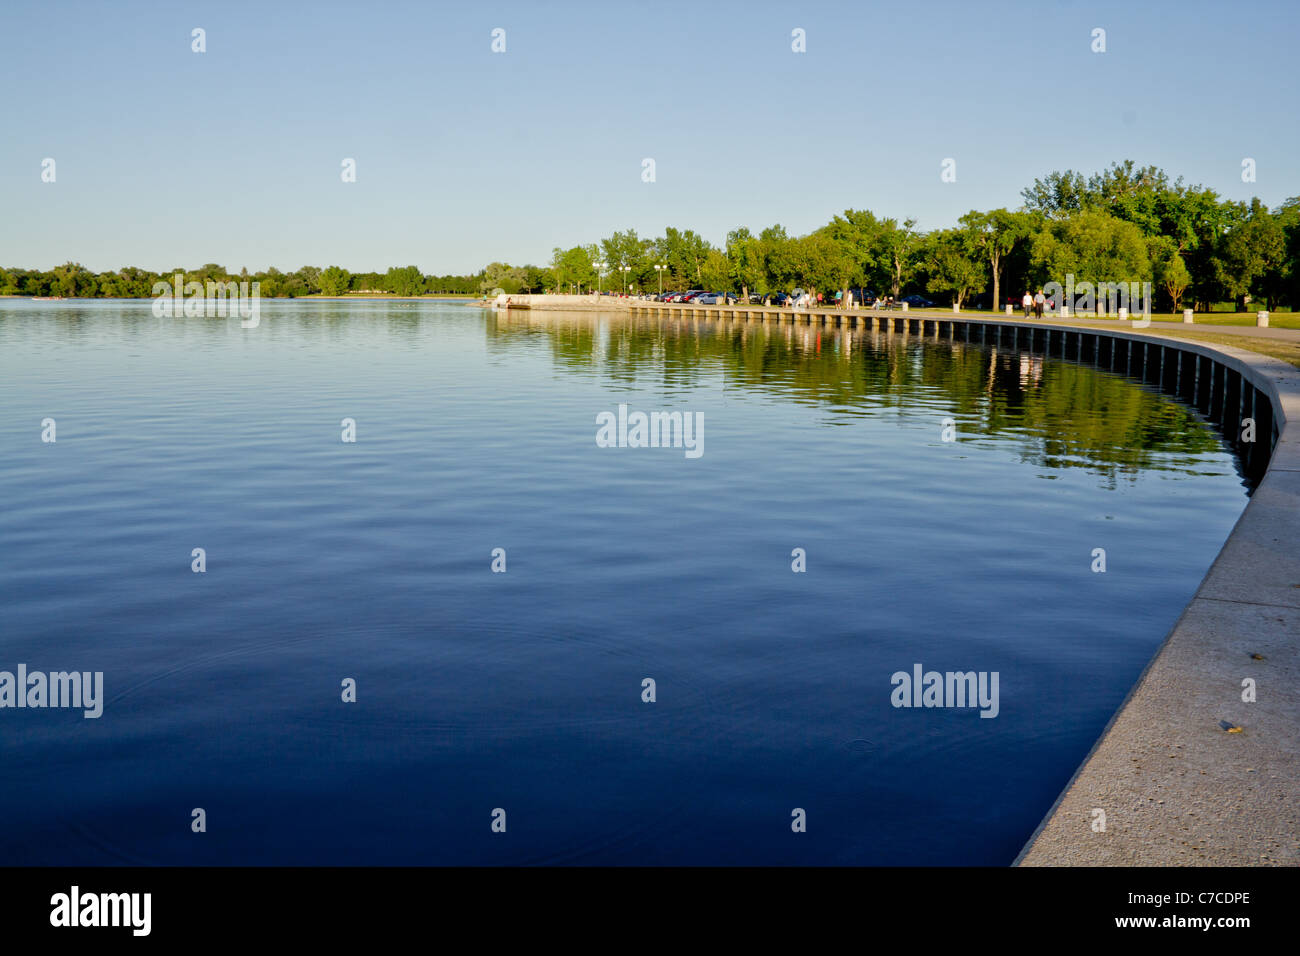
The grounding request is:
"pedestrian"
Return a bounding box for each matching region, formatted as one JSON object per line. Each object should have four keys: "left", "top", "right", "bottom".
{"left": 1022, "top": 290, "right": 1033, "bottom": 318}
{"left": 1033, "top": 289, "right": 1045, "bottom": 319}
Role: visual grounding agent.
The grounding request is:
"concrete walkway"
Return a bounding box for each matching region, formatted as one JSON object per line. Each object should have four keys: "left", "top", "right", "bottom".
{"left": 1028, "top": 314, "right": 1300, "bottom": 342}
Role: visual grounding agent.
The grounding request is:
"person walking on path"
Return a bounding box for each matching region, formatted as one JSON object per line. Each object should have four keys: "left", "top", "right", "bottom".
{"left": 1033, "top": 289, "right": 1045, "bottom": 319}
{"left": 1022, "top": 291, "right": 1033, "bottom": 319}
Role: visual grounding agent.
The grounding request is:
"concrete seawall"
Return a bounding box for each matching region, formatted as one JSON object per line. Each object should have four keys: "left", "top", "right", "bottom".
{"left": 1014, "top": 333, "right": 1300, "bottom": 865}
{"left": 614, "top": 301, "right": 1298, "bottom": 865}
{"left": 492, "top": 293, "right": 625, "bottom": 311}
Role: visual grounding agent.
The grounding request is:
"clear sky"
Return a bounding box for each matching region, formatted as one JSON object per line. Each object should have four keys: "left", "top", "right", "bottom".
{"left": 2, "top": 0, "right": 1297, "bottom": 273}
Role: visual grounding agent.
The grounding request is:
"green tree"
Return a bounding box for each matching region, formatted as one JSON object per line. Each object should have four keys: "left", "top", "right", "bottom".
{"left": 480, "top": 262, "right": 526, "bottom": 295}
{"left": 50, "top": 261, "right": 98, "bottom": 298}
{"left": 877, "top": 218, "right": 920, "bottom": 299}
{"left": 522, "top": 265, "right": 552, "bottom": 293}
{"left": 726, "top": 227, "right": 766, "bottom": 300}
{"left": 1156, "top": 251, "right": 1191, "bottom": 311}
{"left": 1214, "top": 199, "right": 1285, "bottom": 309}
{"left": 925, "top": 228, "right": 986, "bottom": 308}
{"left": 385, "top": 265, "right": 425, "bottom": 296}
{"left": 758, "top": 224, "right": 792, "bottom": 291}
{"left": 699, "top": 249, "right": 731, "bottom": 291}
{"left": 656, "top": 227, "right": 712, "bottom": 288}
{"left": 258, "top": 267, "right": 284, "bottom": 298}
{"left": 319, "top": 266, "right": 351, "bottom": 296}
{"left": 551, "top": 245, "right": 595, "bottom": 293}
{"left": 960, "top": 208, "right": 1029, "bottom": 310}
{"left": 1280, "top": 197, "right": 1300, "bottom": 309}
{"left": 1258, "top": 200, "right": 1299, "bottom": 310}
{"left": 600, "top": 229, "right": 652, "bottom": 291}
{"left": 1021, "top": 170, "right": 1089, "bottom": 220}
{"left": 1030, "top": 209, "right": 1151, "bottom": 286}
{"left": 294, "top": 265, "right": 321, "bottom": 295}
{"left": 816, "top": 209, "right": 885, "bottom": 299}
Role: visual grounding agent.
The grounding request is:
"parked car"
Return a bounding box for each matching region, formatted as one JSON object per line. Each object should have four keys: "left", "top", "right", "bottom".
{"left": 694, "top": 292, "right": 737, "bottom": 305}
{"left": 769, "top": 292, "right": 791, "bottom": 306}
{"left": 899, "top": 294, "right": 936, "bottom": 309}
{"left": 679, "top": 290, "right": 706, "bottom": 302}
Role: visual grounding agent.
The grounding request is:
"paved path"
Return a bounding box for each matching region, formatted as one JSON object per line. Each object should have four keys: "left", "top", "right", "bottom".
{"left": 1025, "top": 315, "right": 1300, "bottom": 341}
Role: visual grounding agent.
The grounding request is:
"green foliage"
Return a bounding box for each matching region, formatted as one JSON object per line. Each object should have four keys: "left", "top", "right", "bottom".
{"left": 1030, "top": 209, "right": 1152, "bottom": 286}
{"left": 960, "top": 208, "right": 1032, "bottom": 307}
{"left": 480, "top": 262, "right": 524, "bottom": 295}
{"left": 877, "top": 218, "right": 920, "bottom": 299}
{"left": 725, "top": 227, "right": 765, "bottom": 297}
{"left": 385, "top": 265, "right": 424, "bottom": 297}
{"left": 551, "top": 246, "right": 596, "bottom": 293}
{"left": 815, "top": 209, "right": 886, "bottom": 290}
{"left": 655, "top": 227, "right": 712, "bottom": 288}
{"left": 1213, "top": 198, "right": 1286, "bottom": 308}
{"left": 924, "top": 228, "right": 986, "bottom": 307}
{"left": 1155, "top": 250, "right": 1192, "bottom": 311}
{"left": 319, "top": 266, "right": 351, "bottom": 296}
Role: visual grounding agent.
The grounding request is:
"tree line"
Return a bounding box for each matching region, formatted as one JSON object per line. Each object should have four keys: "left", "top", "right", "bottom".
{"left": 4, "top": 161, "right": 1297, "bottom": 311}
{"left": 0, "top": 263, "right": 501, "bottom": 299}
{"left": 552, "top": 161, "right": 1298, "bottom": 312}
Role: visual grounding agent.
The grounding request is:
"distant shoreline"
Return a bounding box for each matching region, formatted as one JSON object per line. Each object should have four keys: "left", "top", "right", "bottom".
{"left": 0, "top": 293, "right": 476, "bottom": 301}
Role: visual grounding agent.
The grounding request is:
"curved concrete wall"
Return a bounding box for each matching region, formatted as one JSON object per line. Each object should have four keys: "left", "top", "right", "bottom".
{"left": 627, "top": 303, "right": 1299, "bottom": 865}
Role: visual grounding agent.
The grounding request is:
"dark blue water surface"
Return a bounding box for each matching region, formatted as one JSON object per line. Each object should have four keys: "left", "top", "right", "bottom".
{"left": 0, "top": 299, "right": 1249, "bottom": 864}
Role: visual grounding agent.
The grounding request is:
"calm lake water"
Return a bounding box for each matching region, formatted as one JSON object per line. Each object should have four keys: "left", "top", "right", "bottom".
{"left": 0, "top": 298, "right": 1249, "bottom": 865}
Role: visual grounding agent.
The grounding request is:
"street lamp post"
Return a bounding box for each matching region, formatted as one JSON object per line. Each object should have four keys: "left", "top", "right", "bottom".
{"left": 653, "top": 263, "right": 667, "bottom": 295}
{"left": 594, "top": 261, "right": 607, "bottom": 294}
{"left": 620, "top": 265, "right": 631, "bottom": 295}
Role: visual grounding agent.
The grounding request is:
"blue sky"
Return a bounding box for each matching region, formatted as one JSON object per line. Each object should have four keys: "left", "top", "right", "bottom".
{"left": 2, "top": 0, "right": 1297, "bottom": 273}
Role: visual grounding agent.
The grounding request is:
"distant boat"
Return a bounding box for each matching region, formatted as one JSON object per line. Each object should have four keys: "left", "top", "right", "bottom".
{"left": 32, "top": 296, "right": 66, "bottom": 301}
